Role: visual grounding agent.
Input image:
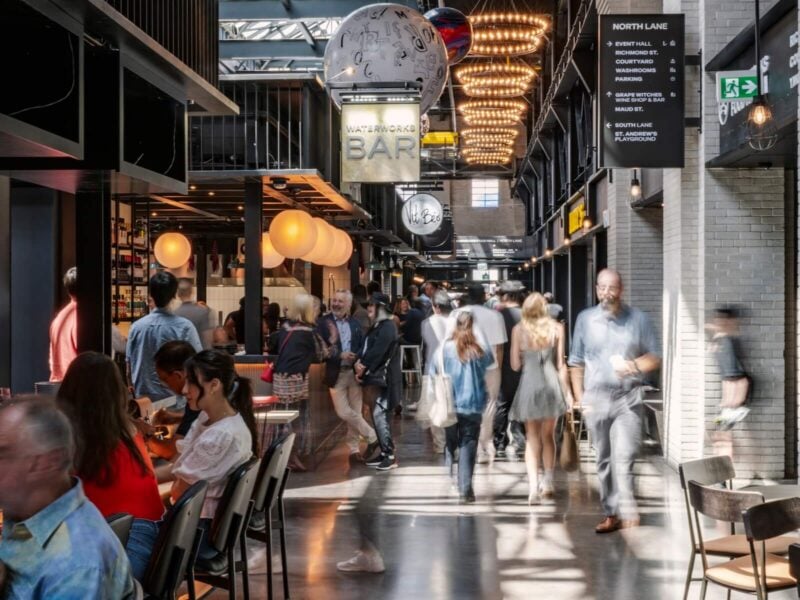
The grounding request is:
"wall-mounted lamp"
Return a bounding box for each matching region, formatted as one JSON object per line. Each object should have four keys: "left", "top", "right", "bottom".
{"left": 531, "top": 256, "right": 538, "bottom": 265}
{"left": 582, "top": 217, "right": 592, "bottom": 231}
{"left": 544, "top": 248, "right": 552, "bottom": 259}
{"left": 522, "top": 262, "right": 530, "bottom": 270}
{"left": 630, "top": 169, "right": 641, "bottom": 199}
{"left": 391, "top": 258, "right": 402, "bottom": 277}
{"left": 564, "top": 237, "right": 571, "bottom": 246}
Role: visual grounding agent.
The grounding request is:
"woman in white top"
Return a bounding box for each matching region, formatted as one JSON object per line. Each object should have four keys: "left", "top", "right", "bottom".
{"left": 125, "top": 349, "right": 258, "bottom": 579}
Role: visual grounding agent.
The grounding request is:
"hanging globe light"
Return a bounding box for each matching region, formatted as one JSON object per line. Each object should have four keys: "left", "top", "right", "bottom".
{"left": 300, "top": 218, "right": 336, "bottom": 264}
{"left": 268, "top": 210, "right": 317, "bottom": 258}
{"left": 324, "top": 228, "right": 353, "bottom": 267}
{"left": 261, "top": 233, "right": 284, "bottom": 269}
{"left": 153, "top": 232, "right": 192, "bottom": 269}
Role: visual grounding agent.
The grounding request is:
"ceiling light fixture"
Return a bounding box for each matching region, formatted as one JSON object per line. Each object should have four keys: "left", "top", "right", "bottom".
{"left": 270, "top": 177, "right": 288, "bottom": 191}
{"left": 469, "top": 13, "right": 549, "bottom": 56}
{"left": 455, "top": 63, "right": 536, "bottom": 98}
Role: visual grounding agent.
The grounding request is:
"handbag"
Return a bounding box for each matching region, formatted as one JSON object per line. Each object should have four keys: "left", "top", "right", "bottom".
{"left": 261, "top": 327, "right": 296, "bottom": 383}
{"left": 559, "top": 409, "right": 580, "bottom": 472}
{"left": 426, "top": 347, "right": 457, "bottom": 429}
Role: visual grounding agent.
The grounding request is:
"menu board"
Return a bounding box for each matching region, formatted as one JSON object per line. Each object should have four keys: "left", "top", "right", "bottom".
{"left": 599, "top": 14, "right": 685, "bottom": 168}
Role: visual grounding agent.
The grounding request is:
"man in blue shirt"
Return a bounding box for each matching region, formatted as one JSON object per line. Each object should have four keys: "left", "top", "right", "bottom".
{"left": 320, "top": 290, "right": 378, "bottom": 465}
{"left": 569, "top": 269, "right": 660, "bottom": 533}
{"left": 0, "top": 397, "right": 135, "bottom": 599}
{"left": 127, "top": 272, "right": 202, "bottom": 403}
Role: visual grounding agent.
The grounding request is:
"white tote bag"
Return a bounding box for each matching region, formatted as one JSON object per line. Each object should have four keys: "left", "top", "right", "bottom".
{"left": 425, "top": 346, "right": 457, "bottom": 428}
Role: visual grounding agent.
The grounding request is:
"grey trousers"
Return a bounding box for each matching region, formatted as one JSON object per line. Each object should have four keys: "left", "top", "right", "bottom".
{"left": 584, "top": 388, "right": 643, "bottom": 520}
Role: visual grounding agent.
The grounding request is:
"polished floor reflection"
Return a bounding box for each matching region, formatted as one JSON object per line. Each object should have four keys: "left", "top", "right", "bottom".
{"left": 206, "top": 413, "right": 797, "bottom": 600}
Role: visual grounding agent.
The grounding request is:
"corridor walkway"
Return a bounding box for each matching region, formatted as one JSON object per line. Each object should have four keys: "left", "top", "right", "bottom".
{"left": 213, "top": 416, "right": 797, "bottom": 600}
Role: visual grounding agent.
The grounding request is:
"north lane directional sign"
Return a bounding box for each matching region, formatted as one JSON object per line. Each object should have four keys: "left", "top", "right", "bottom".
{"left": 716, "top": 70, "right": 759, "bottom": 102}
{"left": 599, "top": 14, "right": 685, "bottom": 168}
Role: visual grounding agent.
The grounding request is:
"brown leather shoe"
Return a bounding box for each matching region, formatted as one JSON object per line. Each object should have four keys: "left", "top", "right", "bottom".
{"left": 595, "top": 516, "right": 621, "bottom": 533}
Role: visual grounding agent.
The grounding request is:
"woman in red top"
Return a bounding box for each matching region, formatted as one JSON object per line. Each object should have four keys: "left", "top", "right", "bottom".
{"left": 58, "top": 352, "right": 164, "bottom": 521}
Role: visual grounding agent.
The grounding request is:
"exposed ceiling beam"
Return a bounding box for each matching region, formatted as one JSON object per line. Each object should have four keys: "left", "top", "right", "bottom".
{"left": 296, "top": 21, "right": 316, "bottom": 49}
{"left": 219, "top": 0, "right": 416, "bottom": 20}
{"left": 220, "top": 39, "right": 326, "bottom": 59}
{"left": 150, "top": 195, "right": 228, "bottom": 221}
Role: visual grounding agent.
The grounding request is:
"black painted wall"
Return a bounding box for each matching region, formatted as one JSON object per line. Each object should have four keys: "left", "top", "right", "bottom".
{"left": 10, "top": 186, "right": 59, "bottom": 392}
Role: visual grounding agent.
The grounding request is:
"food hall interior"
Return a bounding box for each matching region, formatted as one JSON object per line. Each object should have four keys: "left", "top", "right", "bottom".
{"left": 1, "top": 0, "right": 800, "bottom": 598}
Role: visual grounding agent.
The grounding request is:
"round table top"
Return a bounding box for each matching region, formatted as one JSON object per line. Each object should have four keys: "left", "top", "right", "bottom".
{"left": 741, "top": 483, "right": 800, "bottom": 501}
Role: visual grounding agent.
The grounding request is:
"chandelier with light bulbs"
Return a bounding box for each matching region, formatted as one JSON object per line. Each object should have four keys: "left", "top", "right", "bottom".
{"left": 459, "top": 99, "right": 526, "bottom": 127}
{"left": 455, "top": 11, "right": 549, "bottom": 165}
{"left": 469, "top": 13, "right": 549, "bottom": 56}
{"left": 455, "top": 62, "right": 537, "bottom": 98}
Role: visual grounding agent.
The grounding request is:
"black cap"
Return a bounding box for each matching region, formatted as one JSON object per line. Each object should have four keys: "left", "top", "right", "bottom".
{"left": 368, "top": 292, "right": 390, "bottom": 307}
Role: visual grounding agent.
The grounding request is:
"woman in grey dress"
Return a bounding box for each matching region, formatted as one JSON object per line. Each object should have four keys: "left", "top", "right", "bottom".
{"left": 510, "top": 293, "right": 573, "bottom": 503}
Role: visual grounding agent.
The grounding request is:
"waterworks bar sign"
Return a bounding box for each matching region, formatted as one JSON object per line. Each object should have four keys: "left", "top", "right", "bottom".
{"left": 341, "top": 102, "right": 420, "bottom": 183}
{"left": 599, "top": 14, "right": 685, "bottom": 168}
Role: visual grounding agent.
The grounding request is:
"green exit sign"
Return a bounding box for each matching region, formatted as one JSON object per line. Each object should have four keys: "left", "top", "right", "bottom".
{"left": 716, "top": 70, "right": 759, "bottom": 102}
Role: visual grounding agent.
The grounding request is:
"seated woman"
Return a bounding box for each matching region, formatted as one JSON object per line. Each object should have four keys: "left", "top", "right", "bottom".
{"left": 125, "top": 349, "right": 259, "bottom": 580}
{"left": 57, "top": 352, "right": 164, "bottom": 521}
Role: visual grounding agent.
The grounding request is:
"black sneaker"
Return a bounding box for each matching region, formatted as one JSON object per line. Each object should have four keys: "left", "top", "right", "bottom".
{"left": 459, "top": 491, "right": 476, "bottom": 504}
{"left": 363, "top": 440, "right": 381, "bottom": 463}
{"left": 365, "top": 453, "right": 385, "bottom": 467}
{"left": 375, "top": 455, "right": 398, "bottom": 471}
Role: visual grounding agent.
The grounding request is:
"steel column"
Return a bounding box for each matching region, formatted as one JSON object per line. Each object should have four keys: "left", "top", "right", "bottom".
{"left": 244, "top": 179, "right": 263, "bottom": 354}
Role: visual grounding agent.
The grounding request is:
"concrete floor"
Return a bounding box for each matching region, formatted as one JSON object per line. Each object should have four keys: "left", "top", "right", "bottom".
{"left": 206, "top": 412, "right": 798, "bottom": 600}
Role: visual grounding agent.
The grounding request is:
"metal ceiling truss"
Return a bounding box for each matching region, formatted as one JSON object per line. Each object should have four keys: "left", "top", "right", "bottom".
{"left": 219, "top": 19, "right": 339, "bottom": 43}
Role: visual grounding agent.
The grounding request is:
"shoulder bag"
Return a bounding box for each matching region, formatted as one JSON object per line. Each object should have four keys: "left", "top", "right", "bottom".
{"left": 261, "top": 327, "right": 295, "bottom": 383}
{"left": 425, "top": 346, "right": 457, "bottom": 429}
{"left": 559, "top": 409, "right": 580, "bottom": 472}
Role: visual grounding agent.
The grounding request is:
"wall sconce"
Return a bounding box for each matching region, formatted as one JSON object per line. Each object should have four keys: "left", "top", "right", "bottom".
{"left": 630, "top": 169, "right": 641, "bottom": 199}
{"left": 582, "top": 216, "right": 592, "bottom": 231}
{"left": 544, "top": 248, "right": 552, "bottom": 259}
{"left": 531, "top": 256, "right": 538, "bottom": 265}
{"left": 564, "top": 237, "right": 571, "bottom": 246}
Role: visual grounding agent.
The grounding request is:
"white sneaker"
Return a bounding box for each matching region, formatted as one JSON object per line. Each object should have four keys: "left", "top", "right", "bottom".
{"left": 406, "top": 402, "right": 419, "bottom": 412}
{"left": 336, "top": 550, "right": 385, "bottom": 573}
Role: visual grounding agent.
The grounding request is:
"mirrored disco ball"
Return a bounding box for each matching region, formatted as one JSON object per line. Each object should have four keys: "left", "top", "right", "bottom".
{"left": 324, "top": 3, "right": 449, "bottom": 114}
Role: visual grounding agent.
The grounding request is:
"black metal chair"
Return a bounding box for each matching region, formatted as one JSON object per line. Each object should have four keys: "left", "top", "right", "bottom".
{"left": 106, "top": 513, "right": 134, "bottom": 547}
{"left": 189, "top": 457, "right": 261, "bottom": 600}
{"left": 743, "top": 497, "right": 800, "bottom": 599}
{"left": 248, "top": 433, "right": 295, "bottom": 600}
{"left": 679, "top": 457, "right": 796, "bottom": 600}
{"left": 140, "top": 480, "right": 208, "bottom": 600}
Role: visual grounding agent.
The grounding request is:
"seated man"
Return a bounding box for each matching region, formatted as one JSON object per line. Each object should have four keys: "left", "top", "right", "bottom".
{"left": 0, "top": 397, "right": 135, "bottom": 599}
{"left": 147, "top": 341, "right": 200, "bottom": 461}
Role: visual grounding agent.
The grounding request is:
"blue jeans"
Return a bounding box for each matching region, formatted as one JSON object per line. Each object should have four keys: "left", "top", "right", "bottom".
{"left": 126, "top": 517, "right": 215, "bottom": 581}
{"left": 444, "top": 413, "right": 482, "bottom": 496}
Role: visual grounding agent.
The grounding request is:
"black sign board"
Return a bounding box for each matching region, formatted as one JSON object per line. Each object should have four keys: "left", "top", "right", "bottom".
{"left": 599, "top": 14, "right": 685, "bottom": 168}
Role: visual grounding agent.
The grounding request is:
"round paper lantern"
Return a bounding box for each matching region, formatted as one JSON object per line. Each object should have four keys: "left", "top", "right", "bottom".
{"left": 154, "top": 232, "right": 192, "bottom": 269}
{"left": 269, "top": 210, "right": 317, "bottom": 258}
{"left": 424, "top": 7, "right": 473, "bottom": 65}
{"left": 261, "top": 233, "right": 284, "bottom": 269}
{"left": 326, "top": 229, "right": 353, "bottom": 267}
{"left": 324, "top": 3, "right": 449, "bottom": 114}
{"left": 300, "top": 218, "right": 335, "bottom": 264}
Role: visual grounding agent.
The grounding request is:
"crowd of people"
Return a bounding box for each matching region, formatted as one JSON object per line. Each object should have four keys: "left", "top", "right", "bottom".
{"left": 0, "top": 265, "right": 664, "bottom": 594}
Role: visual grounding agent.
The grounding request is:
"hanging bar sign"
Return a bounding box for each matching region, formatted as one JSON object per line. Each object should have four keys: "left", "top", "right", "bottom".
{"left": 599, "top": 14, "right": 685, "bottom": 168}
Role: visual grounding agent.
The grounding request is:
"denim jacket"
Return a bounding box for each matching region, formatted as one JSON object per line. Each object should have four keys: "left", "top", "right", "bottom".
{"left": 433, "top": 340, "right": 494, "bottom": 415}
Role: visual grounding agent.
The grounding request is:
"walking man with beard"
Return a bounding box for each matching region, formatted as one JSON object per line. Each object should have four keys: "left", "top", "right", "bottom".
{"left": 568, "top": 269, "right": 660, "bottom": 533}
